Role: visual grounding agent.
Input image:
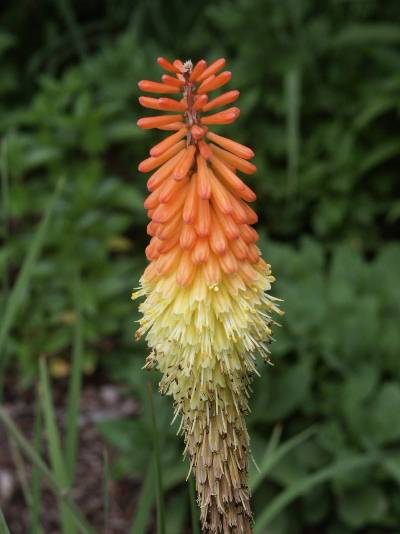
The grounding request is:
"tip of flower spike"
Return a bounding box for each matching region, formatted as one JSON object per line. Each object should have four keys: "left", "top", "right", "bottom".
{"left": 183, "top": 59, "right": 193, "bottom": 73}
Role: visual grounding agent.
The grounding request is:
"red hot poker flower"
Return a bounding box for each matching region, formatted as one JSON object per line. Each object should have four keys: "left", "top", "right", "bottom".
{"left": 132, "top": 58, "right": 282, "bottom": 534}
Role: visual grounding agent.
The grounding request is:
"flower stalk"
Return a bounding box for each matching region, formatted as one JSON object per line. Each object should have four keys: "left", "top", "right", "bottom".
{"left": 132, "top": 57, "right": 282, "bottom": 533}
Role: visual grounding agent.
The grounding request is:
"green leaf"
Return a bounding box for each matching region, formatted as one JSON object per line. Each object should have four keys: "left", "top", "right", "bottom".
{"left": 0, "top": 507, "right": 11, "bottom": 534}
{"left": 250, "top": 426, "right": 316, "bottom": 492}
{"left": 337, "top": 486, "right": 387, "bottom": 528}
{"left": 256, "top": 360, "right": 312, "bottom": 421}
{"left": 130, "top": 461, "right": 155, "bottom": 534}
{"left": 368, "top": 383, "right": 400, "bottom": 445}
{"left": 254, "top": 454, "right": 379, "bottom": 533}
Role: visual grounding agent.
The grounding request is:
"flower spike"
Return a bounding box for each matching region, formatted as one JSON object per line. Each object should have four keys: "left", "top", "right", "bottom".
{"left": 133, "top": 58, "right": 283, "bottom": 534}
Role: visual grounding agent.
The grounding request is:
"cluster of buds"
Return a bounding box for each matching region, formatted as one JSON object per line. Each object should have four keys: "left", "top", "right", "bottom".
{"left": 132, "top": 57, "right": 282, "bottom": 533}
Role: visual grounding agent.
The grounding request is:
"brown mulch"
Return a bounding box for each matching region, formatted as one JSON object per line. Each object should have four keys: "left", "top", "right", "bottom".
{"left": 0, "top": 375, "right": 147, "bottom": 534}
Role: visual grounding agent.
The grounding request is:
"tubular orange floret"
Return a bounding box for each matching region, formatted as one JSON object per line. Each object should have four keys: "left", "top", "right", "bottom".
{"left": 192, "top": 238, "right": 210, "bottom": 264}
{"left": 240, "top": 224, "right": 259, "bottom": 243}
{"left": 206, "top": 131, "right": 254, "bottom": 159}
{"left": 145, "top": 239, "right": 159, "bottom": 261}
{"left": 230, "top": 237, "right": 249, "bottom": 260}
{"left": 180, "top": 224, "right": 197, "bottom": 250}
{"left": 151, "top": 183, "right": 188, "bottom": 223}
{"left": 146, "top": 150, "right": 185, "bottom": 191}
{"left": 196, "top": 155, "right": 212, "bottom": 199}
{"left": 227, "top": 191, "right": 248, "bottom": 224}
{"left": 139, "top": 96, "right": 165, "bottom": 110}
{"left": 150, "top": 128, "right": 187, "bottom": 157}
{"left": 159, "top": 175, "right": 189, "bottom": 204}
{"left": 203, "top": 252, "right": 221, "bottom": 285}
{"left": 138, "top": 141, "right": 185, "bottom": 173}
{"left": 173, "top": 146, "right": 196, "bottom": 180}
{"left": 173, "top": 59, "right": 185, "bottom": 72}
{"left": 156, "top": 211, "right": 182, "bottom": 240}
{"left": 214, "top": 209, "right": 240, "bottom": 239}
{"left": 157, "top": 56, "right": 182, "bottom": 73}
{"left": 197, "top": 58, "right": 226, "bottom": 82}
{"left": 209, "top": 169, "right": 233, "bottom": 215}
{"left": 135, "top": 57, "right": 281, "bottom": 534}
{"left": 195, "top": 198, "right": 211, "bottom": 237}
{"left": 209, "top": 211, "right": 227, "bottom": 255}
{"left": 198, "top": 140, "right": 213, "bottom": 160}
{"left": 243, "top": 202, "right": 258, "bottom": 224}
{"left": 210, "top": 155, "right": 246, "bottom": 193}
{"left": 162, "top": 74, "right": 184, "bottom": 87}
{"left": 147, "top": 221, "right": 158, "bottom": 236}
{"left": 218, "top": 248, "right": 238, "bottom": 274}
{"left": 197, "top": 71, "right": 232, "bottom": 94}
{"left": 202, "top": 90, "right": 240, "bottom": 112}
{"left": 157, "top": 121, "right": 185, "bottom": 131}
{"left": 201, "top": 107, "right": 240, "bottom": 125}
{"left": 143, "top": 188, "right": 160, "bottom": 210}
{"left": 156, "top": 247, "right": 181, "bottom": 276}
{"left": 138, "top": 80, "right": 180, "bottom": 94}
{"left": 191, "top": 124, "right": 206, "bottom": 141}
{"left": 193, "top": 94, "right": 209, "bottom": 111}
{"left": 157, "top": 232, "right": 181, "bottom": 254}
{"left": 141, "top": 261, "right": 158, "bottom": 282}
{"left": 190, "top": 59, "right": 207, "bottom": 81}
{"left": 137, "top": 114, "right": 183, "bottom": 129}
{"left": 182, "top": 176, "right": 198, "bottom": 224}
{"left": 238, "top": 183, "right": 257, "bottom": 203}
{"left": 176, "top": 250, "right": 196, "bottom": 286}
{"left": 210, "top": 144, "right": 257, "bottom": 175}
{"left": 247, "top": 244, "right": 261, "bottom": 264}
{"left": 157, "top": 98, "right": 188, "bottom": 111}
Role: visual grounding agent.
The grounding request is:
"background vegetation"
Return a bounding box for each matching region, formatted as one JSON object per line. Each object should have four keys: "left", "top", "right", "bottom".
{"left": 1, "top": 0, "right": 400, "bottom": 532}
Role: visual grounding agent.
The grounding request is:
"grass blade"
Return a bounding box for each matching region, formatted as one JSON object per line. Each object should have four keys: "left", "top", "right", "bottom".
{"left": 31, "top": 387, "right": 43, "bottom": 534}
{"left": 65, "top": 268, "right": 84, "bottom": 483}
{"left": 1, "top": 136, "right": 10, "bottom": 302}
{"left": 285, "top": 66, "right": 301, "bottom": 195}
{"left": 7, "top": 434, "right": 32, "bottom": 508}
{"left": 147, "top": 381, "right": 166, "bottom": 534}
{"left": 383, "top": 458, "right": 400, "bottom": 485}
{"left": 250, "top": 425, "right": 316, "bottom": 493}
{"left": 130, "top": 461, "right": 155, "bottom": 534}
{"left": 0, "top": 178, "right": 64, "bottom": 369}
{"left": 188, "top": 475, "right": 200, "bottom": 534}
{"left": 39, "top": 358, "right": 75, "bottom": 534}
{"left": 254, "top": 453, "right": 379, "bottom": 533}
{"left": 102, "top": 448, "right": 110, "bottom": 534}
{"left": 0, "top": 507, "right": 11, "bottom": 534}
{"left": 0, "top": 406, "right": 94, "bottom": 534}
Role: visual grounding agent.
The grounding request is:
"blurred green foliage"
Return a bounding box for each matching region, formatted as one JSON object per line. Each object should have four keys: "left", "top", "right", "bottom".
{"left": 1, "top": 0, "right": 400, "bottom": 532}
